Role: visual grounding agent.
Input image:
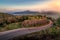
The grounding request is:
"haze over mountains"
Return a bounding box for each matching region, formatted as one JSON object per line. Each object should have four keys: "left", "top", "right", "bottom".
{"left": 0, "top": 10, "right": 60, "bottom": 19}
{"left": 13, "top": 10, "right": 39, "bottom": 14}
{"left": 8, "top": 10, "right": 58, "bottom": 15}
{"left": 7, "top": 10, "right": 60, "bottom": 19}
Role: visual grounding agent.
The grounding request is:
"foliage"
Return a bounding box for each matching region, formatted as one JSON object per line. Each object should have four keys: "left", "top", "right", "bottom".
{"left": 6, "top": 22, "right": 22, "bottom": 30}
{"left": 22, "top": 19, "right": 48, "bottom": 27}
{"left": 11, "top": 26, "right": 60, "bottom": 40}
{"left": 57, "top": 18, "right": 60, "bottom": 26}
{"left": 0, "top": 13, "right": 49, "bottom": 31}
{"left": 0, "top": 13, "right": 17, "bottom": 27}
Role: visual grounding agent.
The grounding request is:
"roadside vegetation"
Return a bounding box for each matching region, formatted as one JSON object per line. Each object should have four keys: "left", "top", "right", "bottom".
{"left": 0, "top": 12, "right": 60, "bottom": 40}
{"left": 10, "top": 17, "right": 60, "bottom": 40}
{"left": 0, "top": 13, "right": 49, "bottom": 31}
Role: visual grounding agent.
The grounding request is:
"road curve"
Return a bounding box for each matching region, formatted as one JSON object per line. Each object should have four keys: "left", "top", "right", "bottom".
{"left": 0, "top": 20, "right": 53, "bottom": 40}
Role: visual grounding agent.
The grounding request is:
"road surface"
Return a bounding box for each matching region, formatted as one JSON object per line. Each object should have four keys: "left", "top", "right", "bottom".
{"left": 0, "top": 20, "right": 53, "bottom": 40}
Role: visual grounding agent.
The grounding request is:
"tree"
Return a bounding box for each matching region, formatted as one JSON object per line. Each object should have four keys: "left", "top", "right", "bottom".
{"left": 20, "top": 16, "right": 28, "bottom": 22}
{"left": 56, "top": 18, "right": 60, "bottom": 26}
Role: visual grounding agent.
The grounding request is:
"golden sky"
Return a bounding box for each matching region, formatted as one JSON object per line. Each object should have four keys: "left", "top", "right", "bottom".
{"left": 0, "top": 0, "right": 60, "bottom": 12}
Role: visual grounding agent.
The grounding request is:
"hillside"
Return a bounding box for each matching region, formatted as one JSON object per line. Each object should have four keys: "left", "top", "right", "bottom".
{"left": 0, "top": 12, "right": 15, "bottom": 18}
{"left": 0, "top": 12, "right": 17, "bottom": 26}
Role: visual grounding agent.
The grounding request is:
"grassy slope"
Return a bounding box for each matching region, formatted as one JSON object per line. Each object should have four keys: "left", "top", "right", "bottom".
{"left": 0, "top": 13, "right": 17, "bottom": 31}
{"left": 11, "top": 26, "right": 60, "bottom": 40}
{"left": 0, "top": 14, "right": 49, "bottom": 31}
{"left": 0, "top": 13, "right": 15, "bottom": 18}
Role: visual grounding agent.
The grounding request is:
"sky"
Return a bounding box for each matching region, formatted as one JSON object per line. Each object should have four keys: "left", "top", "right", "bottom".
{"left": 0, "top": 0, "right": 60, "bottom": 12}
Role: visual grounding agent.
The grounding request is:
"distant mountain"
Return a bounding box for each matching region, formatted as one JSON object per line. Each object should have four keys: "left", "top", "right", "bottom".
{"left": 13, "top": 10, "right": 40, "bottom": 14}
{"left": 7, "top": 10, "right": 59, "bottom": 15}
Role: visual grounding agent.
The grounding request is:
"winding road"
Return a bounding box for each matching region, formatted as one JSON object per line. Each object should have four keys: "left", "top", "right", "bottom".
{"left": 0, "top": 20, "right": 53, "bottom": 40}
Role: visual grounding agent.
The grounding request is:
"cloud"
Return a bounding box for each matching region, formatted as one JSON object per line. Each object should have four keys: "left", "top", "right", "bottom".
{"left": 0, "top": 0, "right": 60, "bottom": 12}
{"left": 28, "top": 0, "right": 60, "bottom": 12}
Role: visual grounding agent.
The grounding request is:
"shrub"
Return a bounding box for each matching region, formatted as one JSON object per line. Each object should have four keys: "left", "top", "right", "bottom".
{"left": 56, "top": 18, "right": 60, "bottom": 26}
{"left": 22, "top": 18, "right": 48, "bottom": 27}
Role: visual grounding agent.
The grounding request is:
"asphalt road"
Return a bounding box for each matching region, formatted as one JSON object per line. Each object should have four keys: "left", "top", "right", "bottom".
{"left": 0, "top": 20, "right": 53, "bottom": 40}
